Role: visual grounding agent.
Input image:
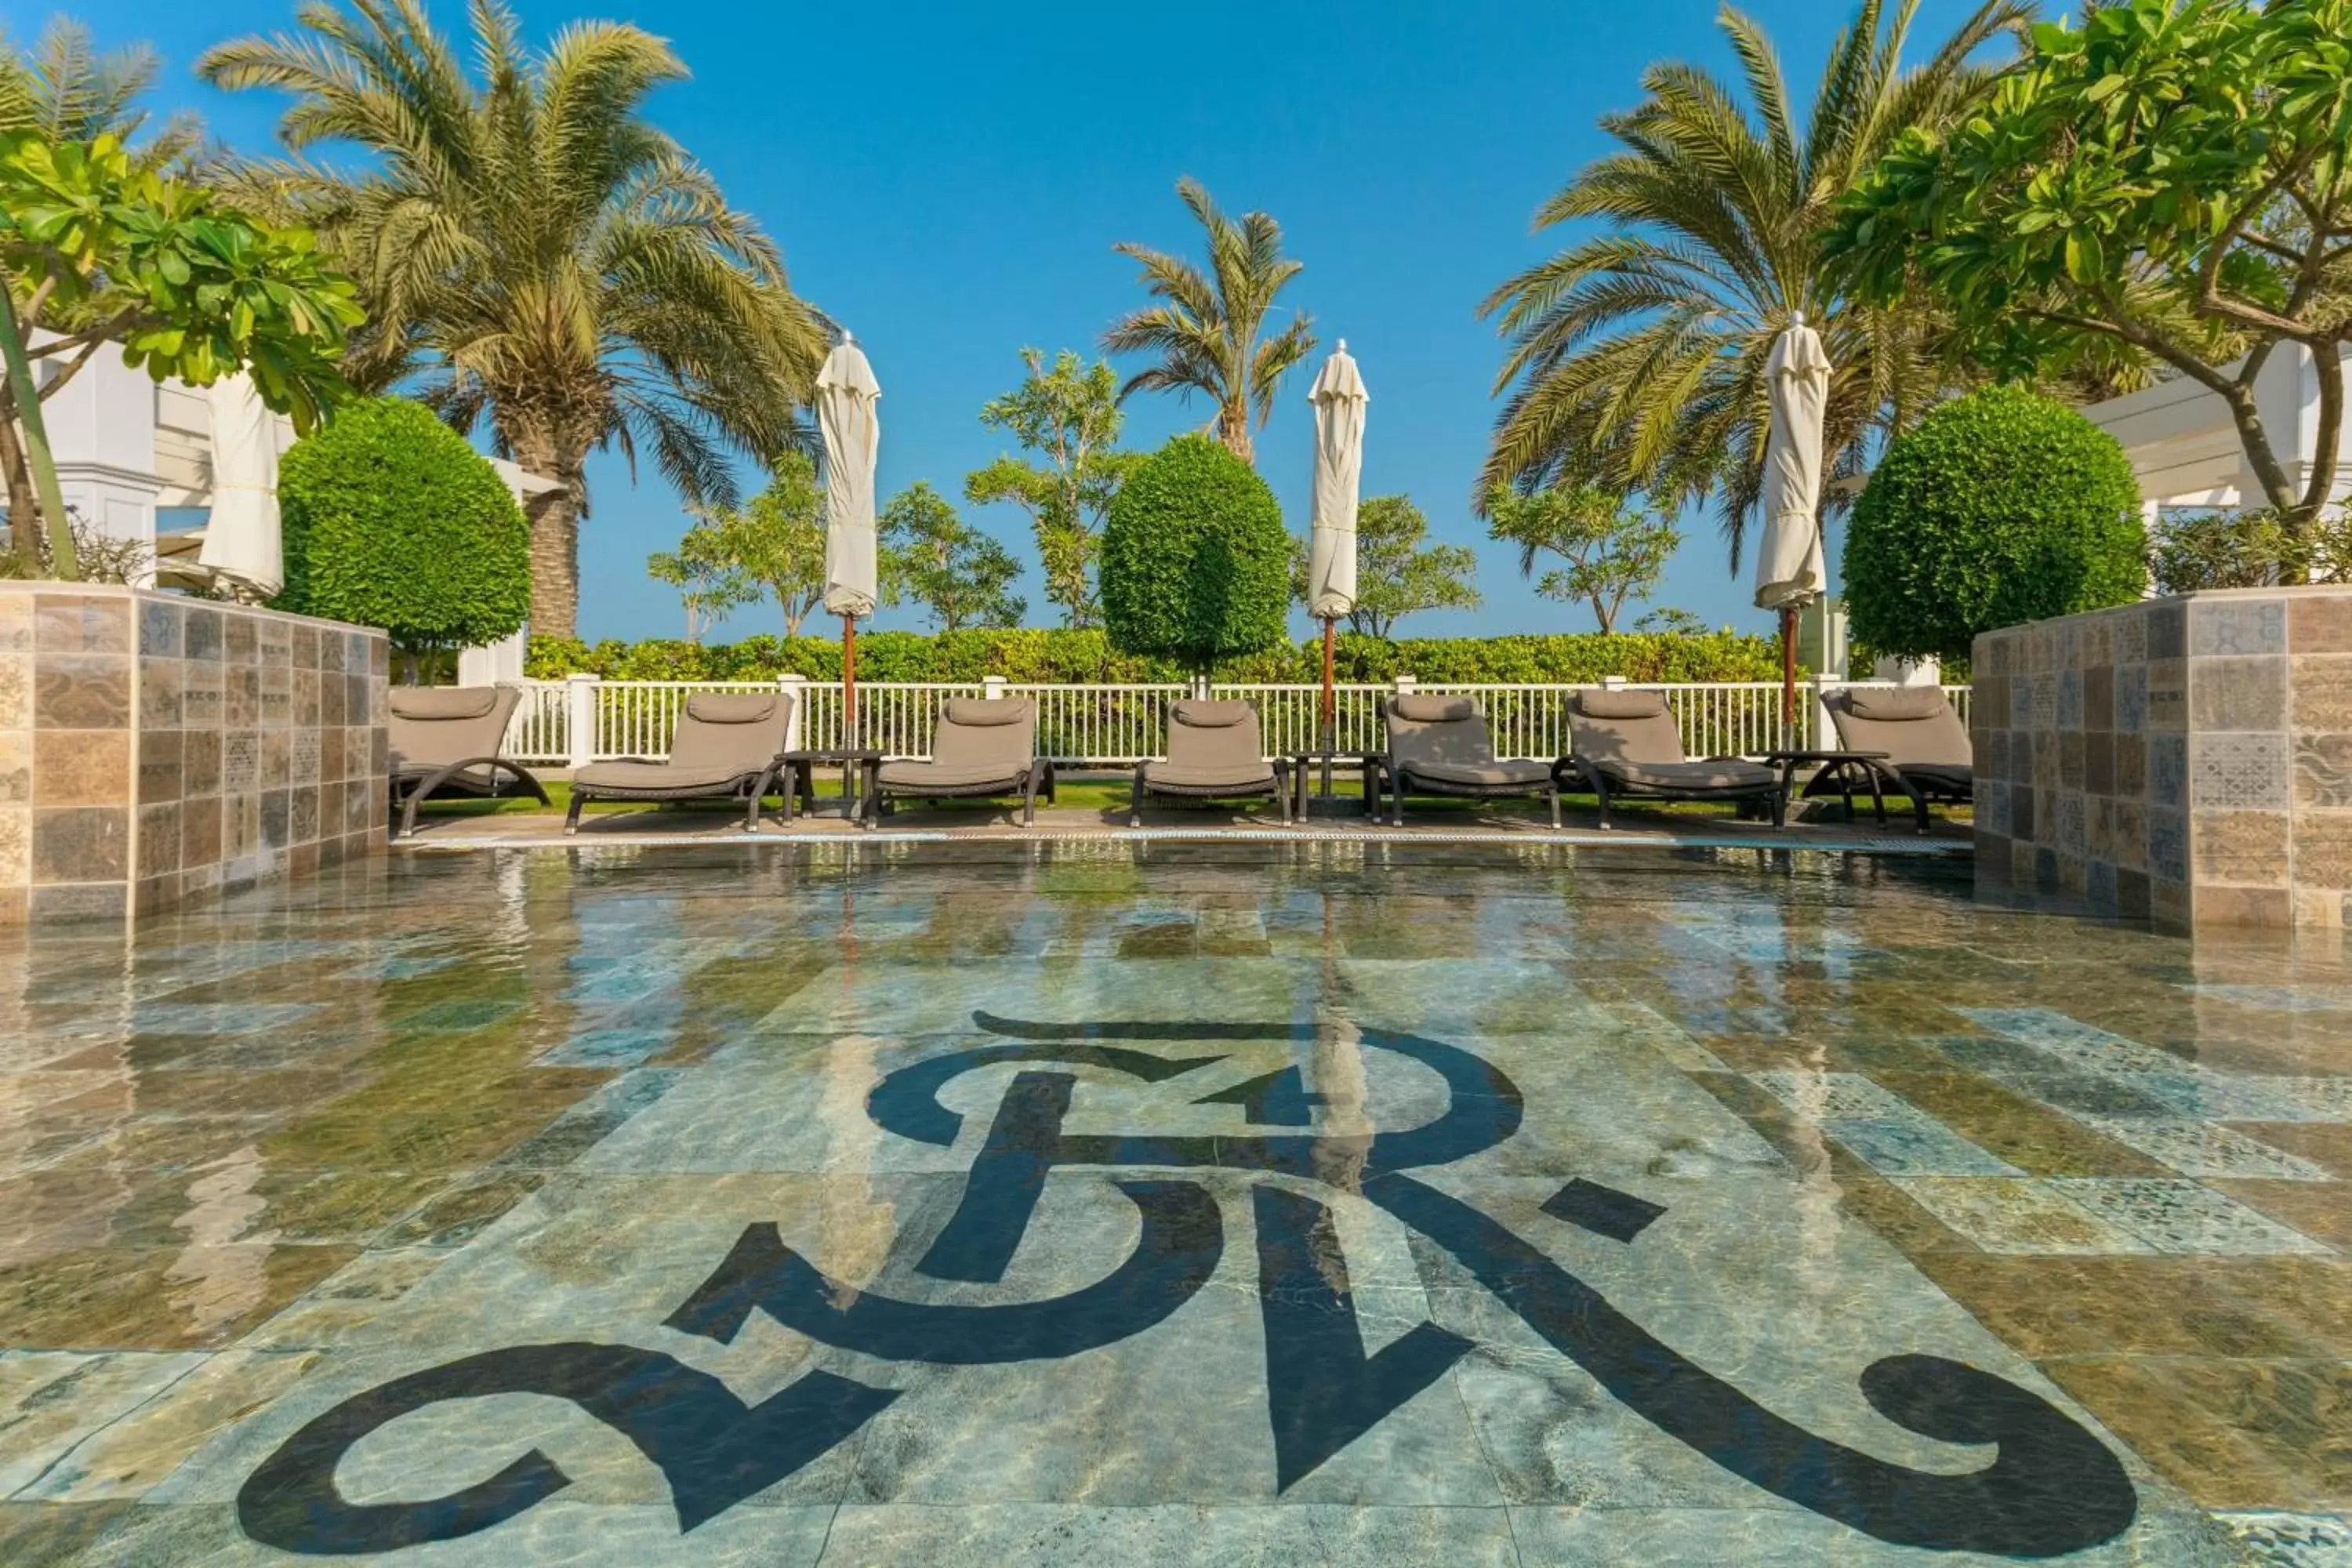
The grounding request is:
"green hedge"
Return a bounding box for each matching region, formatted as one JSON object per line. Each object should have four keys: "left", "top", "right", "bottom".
{"left": 524, "top": 627, "right": 1786, "bottom": 684}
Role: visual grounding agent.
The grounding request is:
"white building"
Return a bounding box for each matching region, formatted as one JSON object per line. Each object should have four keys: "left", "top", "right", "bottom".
{"left": 2078, "top": 344, "right": 2351, "bottom": 524}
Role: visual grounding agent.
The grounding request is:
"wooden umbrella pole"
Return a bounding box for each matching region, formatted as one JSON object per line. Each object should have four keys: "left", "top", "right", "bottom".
{"left": 1320, "top": 619, "right": 1338, "bottom": 751}
{"left": 1780, "top": 604, "right": 1798, "bottom": 749}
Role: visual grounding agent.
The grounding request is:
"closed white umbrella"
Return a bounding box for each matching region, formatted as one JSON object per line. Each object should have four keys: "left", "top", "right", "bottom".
{"left": 816, "top": 334, "right": 881, "bottom": 739}
{"left": 1307, "top": 341, "right": 1368, "bottom": 750}
{"left": 198, "top": 372, "right": 283, "bottom": 600}
{"left": 1754, "top": 314, "right": 1833, "bottom": 743}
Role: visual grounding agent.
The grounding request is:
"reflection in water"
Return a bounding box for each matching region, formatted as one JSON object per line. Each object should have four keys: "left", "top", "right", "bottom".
{"left": 167, "top": 1145, "right": 278, "bottom": 1339}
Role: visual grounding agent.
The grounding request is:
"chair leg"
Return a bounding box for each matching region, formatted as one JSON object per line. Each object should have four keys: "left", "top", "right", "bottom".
{"left": 1022, "top": 773, "right": 1037, "bottom": 828}
{"left": 564, "top": 790, "right": 586, "bottom": 835}
{"left": 1276, "top": 764, "right": 1292, "bottom": 825}
{"left": 1910, "top": 782, "right": 1933, "bottom": 834}
{"left": 1593, "top": 774, "right": 1613, "bottom": 830}
{"left": 1130, "top": 764, "right": 1146, "bottom": 829}
{"left": 1547, "top": 785, "right": 1561, "bottom": 829}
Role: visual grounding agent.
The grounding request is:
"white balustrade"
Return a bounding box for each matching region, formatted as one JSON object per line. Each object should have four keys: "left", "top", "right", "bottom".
{"left": 491, "top": 677, "right": 1974, "bottom": 768}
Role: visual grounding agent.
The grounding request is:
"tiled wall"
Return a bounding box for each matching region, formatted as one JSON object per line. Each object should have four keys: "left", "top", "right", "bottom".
{"left": 1973, "top": 587, "right": 2352, "bottom": 930}
{"left": 0, "top": 584, "right": 387, "bottom": 923}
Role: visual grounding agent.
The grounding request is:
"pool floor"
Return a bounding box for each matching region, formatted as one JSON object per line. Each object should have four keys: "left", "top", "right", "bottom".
{"left": 0, "top": 843, "right": 2345, "bottom": 1564}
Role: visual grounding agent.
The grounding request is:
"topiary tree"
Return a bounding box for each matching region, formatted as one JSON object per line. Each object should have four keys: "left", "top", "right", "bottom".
{"left": 1100, "top": 433, "right": 1290, "bottom": 673}
{"left": 1844, "top": 385, "right": 2143, "bottom": 665}
{"left": 275, "top": 397, "right": 530, "bottom": 677}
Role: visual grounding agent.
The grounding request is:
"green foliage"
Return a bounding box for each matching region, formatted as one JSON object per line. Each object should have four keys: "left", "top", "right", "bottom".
{"left": 526, "top": 627, "right": 1786, "bottom": 685}
{"left": 882, "top": 481, "right": 1025, "bottom": 633}
{"left": 1479, "top": 0, "right": 2027, "bottom": 561}
{"left": 1289, "top": 495, "right": 1481, "bottom": 637}
{"left": 199, "top": 0, "right": 827, "bottom": 636}
{"left": 1635, "top": 607, "right": 1709, "bottom": 636}
{"left": 0, "top": 132, "right": 359, "bottom": 426}
{"left": 0, "top": 17, "right": 202, "bottom": 172}
{"left": 1100, "top": 434, "right": 1291, "bottom": 673}
{"left": 964, "top": 348, "right": 1140, "bottom": 625}
{"left": 687, "top": 453, "right": 829, "bottom": 636}
{"left": 1486, "top": 485, "right": 1680, "bottom": 632}
{"left": 646, "top": 521, "right": 756, "bottom": 642}
{"left": 1823, "top": 0, "right": 2352, "bottom": 524}
{"left": 2149, "top": 508, "right": 2352, "bottom": 594}
{"left": 276, "top": 397, "right": 530, "bottom": 657}
{"left": 1102, "top": 177, "right": 1316, "bottom": 466}
{"left": 1844, "top": 386, "right": 2145, "bottom": 663}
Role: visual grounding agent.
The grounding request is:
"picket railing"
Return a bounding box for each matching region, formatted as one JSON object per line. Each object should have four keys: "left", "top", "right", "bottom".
{"left": 498, "top": 675, "right": 1971, "bottom": 769}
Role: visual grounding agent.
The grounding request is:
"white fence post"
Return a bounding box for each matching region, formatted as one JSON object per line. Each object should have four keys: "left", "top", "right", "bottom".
{"left": 1601, "top": 674, "right": 1629, "bottom": 691}
{"left": 564, "top": 673, "right": 599, "bottom": 771}
{"left": 1393, "top": 673, "right": 1417, "bottom": 698}
{"left": 779, "top": 673, "right": 807, "bottom": 753}
{"left": 1812, "top": 673, "right": 1841, "bottom": 753}
{"left": 982, "top": 675, "right": 1008, "bottom": 702}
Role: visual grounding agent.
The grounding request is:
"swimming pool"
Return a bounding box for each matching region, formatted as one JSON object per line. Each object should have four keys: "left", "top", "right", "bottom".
{"left": 0, "top": 842, "right": 2341, "bottom": 1564}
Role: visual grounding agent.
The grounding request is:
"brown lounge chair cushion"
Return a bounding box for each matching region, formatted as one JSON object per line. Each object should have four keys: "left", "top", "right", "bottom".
{"left": 1399, "top": 757, "right": 1555, "bottom": 787}
{"left": 1575, "top": 688, "right": 1669, "bottom": 720}
{"left": 1845, "top": 685, "right": 1947, "bottom": 721}
{"left": 390, "top": 687, "right": 500, "bottom": 720}
{"left": 1391, "top": 693, "right": 1478, "bottom": 724}
{"left": 880, "top": 698, "right": 1038, "bottom": 789}
{"left": 572, "top": 691, "right": 789, "bottom": 793}
{"left": 1585, "top": 757, "right": 1776, "bottom": 791}
{"left": 1145, "top": 699, "right": 1275, "bottom": 789}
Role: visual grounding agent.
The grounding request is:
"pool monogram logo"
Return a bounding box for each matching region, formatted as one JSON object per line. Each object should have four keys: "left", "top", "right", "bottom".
{"left": 238, "top": 1013, "right": 2138, "bottom": 1558}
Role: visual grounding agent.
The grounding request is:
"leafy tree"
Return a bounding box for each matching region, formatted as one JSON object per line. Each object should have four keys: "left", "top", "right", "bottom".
{"left": 0, "top": 129, "right": 360, "bottom": 573}
{"left": 1487, "top": 485, "right": 1682, "bottom": 633}
{"left": 883, "top": 481, "right": 1025, "bottom": 633}
{"left": 965, "top": 348, "right": 1140, "bottom": 626}
{"left": 1479, "top": 0, "right": 2027, "bottom": 564}
{"left": 688, "top": 452, "right": 829, "bottom": 637}
{"left": 276, "top": 397, "right": 530, "bottom": 675}
{"left": 648, "top": 523, "right": 755, "bottom": 644}
{"left": 200, "top": 0, "right": 828, "bottom": 638}
{"left": 1287, "top": 495, "right": 1481, "bottom": 637}
{"left": 1102, "top": 177, "right": 1317, "bottom": 465}
{"left": 1101, "top": 434, "right": 1291, "bottom": 673}
{"left": 1843, "top": 385, "right": 2145, "bottom": 664}
{"left": 1635, "top": 607, "right": 1711, "bottom": 636}
{"left": 1824, "top": 0, "right": 2352, "bottom": 546}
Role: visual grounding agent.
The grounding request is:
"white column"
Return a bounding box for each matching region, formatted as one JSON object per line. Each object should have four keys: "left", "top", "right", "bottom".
{"left": 564, "top": 673, "right": 600, "bottom": 770}
{"left": 779, "top": 673, "right": 808, "bottom": 753}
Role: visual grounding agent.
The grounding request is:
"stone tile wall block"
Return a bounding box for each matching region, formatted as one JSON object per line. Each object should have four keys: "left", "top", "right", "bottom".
{"left": 0, "top": 585, "right": 386, "bottom": 924}
{"left": 1976, "top": 586, "right": 2352, "bottom": 931}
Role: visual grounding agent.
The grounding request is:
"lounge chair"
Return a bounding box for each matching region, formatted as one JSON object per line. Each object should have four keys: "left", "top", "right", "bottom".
{"left": 1565, "top": 688, "right": 1784, "bottom": 829}
{"left": 564, "top": 691, "right": 795, "bottom": 833}
{"left": 1382, "top": 693, "right": 1560, "bottom": 826}
{"left": 1813, "top": 684, "right": 1973, "bottom": 833}
{"left": 1128, "top": 699, "right": 1290, "bottom": 827}
{"left": 388, "top": 684, "right": 550, "bottom": 840}
{"left": 868, "top": 697, "right": 1054, "bottom": 827}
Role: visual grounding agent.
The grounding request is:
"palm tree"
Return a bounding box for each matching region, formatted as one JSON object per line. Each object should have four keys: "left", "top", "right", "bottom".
{"left": 0, "top": 19, "right": 201, "bottom": 168}
{"left": 1102, "top": 177, "right": 1317, "bottom": 466}
{"left": 199, "top": 0, "right": 828, "bottom": 637}
{"left": 1479, "top": 0, "right": 2030, "bottom": 566}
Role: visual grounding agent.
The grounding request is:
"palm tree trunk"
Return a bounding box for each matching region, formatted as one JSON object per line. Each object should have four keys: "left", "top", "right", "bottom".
{"left": 510, "top": 430, "right": 583, "bottom": 638}
{"left": 1218, "top": 399, "right": 1254, "bottom": 466}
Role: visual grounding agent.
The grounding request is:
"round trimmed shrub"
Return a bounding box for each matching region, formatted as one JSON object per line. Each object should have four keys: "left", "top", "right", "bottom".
{"left": 274, "top": 397, "right": 531, "bottom": 659}
{"left": 1844, "top": 384, "right": 2144, "bottom": 664}
{"left": 1099, "top": 434, "right": 1290, "bottom": 673}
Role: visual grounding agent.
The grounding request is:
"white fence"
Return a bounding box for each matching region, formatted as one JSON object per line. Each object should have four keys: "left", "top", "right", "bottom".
{"left": 500, "top": 675, "right": 1971, "bottom": 770}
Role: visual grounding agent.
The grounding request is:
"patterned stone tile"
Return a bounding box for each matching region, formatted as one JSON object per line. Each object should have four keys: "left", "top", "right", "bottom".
{"left": 1817, "top": 1117, "right": 2021, "bottom": 1176}
{"left": 2191, "top": 597, "right": 2288, "bottom": 656}
{"left": 1887, "top": 1178, "right": 2155, "bottom": 1254}
{"left": 2192, "top": 732, "right": 2291, "bottom": 811}
{"left": 2212, "top": 1511, "right": 2352, "bottom": 1566}
{"left": 2051, "top": 1178, "right": 2333, "bottom": 1255}
{"left": 2068, "top": 1117, "right": 2332, "bottom": 1181}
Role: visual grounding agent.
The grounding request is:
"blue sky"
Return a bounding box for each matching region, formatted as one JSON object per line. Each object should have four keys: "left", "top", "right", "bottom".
{"left": 60, "top": 0, "right": 1999, "bottom": 644}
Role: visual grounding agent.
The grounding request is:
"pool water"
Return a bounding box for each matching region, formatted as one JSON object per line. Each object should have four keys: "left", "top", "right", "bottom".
{"left": 0, "top": 843, "right": 2345, "bottom": 1565}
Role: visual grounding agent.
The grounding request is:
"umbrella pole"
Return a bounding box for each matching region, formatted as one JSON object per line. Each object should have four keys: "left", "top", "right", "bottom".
{"left": 1320, "top": 619, "right": 1338, "bottom": 750}
{"left": 1780, "top": 605, "right": 1798, "bottom": 750}
{"left": 842, "top": 613, "right": 858, "bottom": 749}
